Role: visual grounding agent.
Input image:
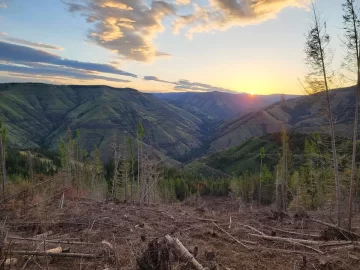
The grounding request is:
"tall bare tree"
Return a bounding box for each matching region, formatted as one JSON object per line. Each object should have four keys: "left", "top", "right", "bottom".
{"left": 111, "top": 133, "right": 121, "bottom": 199}
{"left": 280, "top": 124, "right": 290, "bottom": 212}
{"left": 65, "top": 127, "right": 74, "bottom": 185}
{"left": 304, "top": 3, "right": 341, "bottom": 225}
{"left": 0, "top": 118, "right": 6, "bottom": 198}
{"left": 259, "top": 147, "right": 265, "bottom": 206}
{"left": 27, "top": 153, "right": 34, "bottom": 183}
{"left": 342, "top": 0, "right": 360, "bottom": 230}
{"left": 128, "top": 137, "right": 135, "bottom": 204}
{"left": 121, "top": 133, "right": 129, "bottom": 202}
{"left": 137, "top": 123, "right": 145, "bottom": 203}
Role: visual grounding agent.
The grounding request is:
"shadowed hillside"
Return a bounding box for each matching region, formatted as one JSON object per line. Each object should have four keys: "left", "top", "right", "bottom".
{"left": 154, "top": 91, "right": 299, "bottom": 122}
{"left": 209, "top": 86, "right": 356, "bottom": 153}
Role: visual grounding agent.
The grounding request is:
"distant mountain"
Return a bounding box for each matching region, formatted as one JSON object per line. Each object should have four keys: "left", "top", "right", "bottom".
{"left": 1, "top": 83, "right": 356, "bottom": 169}
{"left": 0, "top": 83, "right": 204, "bottom": 162}
{"left": 154, "top": 91, "right": 299, "bottom": 122}
{"left": 208, "top": 86, "right": 356, "bottom": 153}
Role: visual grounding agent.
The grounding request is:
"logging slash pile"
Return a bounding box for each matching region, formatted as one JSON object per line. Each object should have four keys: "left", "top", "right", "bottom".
{"left": 1, "top": 195, "right": 360, "bottom": 269}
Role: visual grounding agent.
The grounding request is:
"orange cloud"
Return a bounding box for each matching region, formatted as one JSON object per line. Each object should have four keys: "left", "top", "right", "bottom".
{"left": 67, "top": 0, "right": 174, "bottom": 62}
{"left": 174, "top": 0, "right": 310, "bottom": 38}
{"left": 100, "top": 1, "right": 132, "bottom": 10}
{"left": 66, "top": 0, "right": 309, "bottom": 61}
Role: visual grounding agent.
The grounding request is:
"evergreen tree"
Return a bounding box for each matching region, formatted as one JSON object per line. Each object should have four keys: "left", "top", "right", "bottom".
{"left": 304, "top": 3, "right": 341, "bottom": 225}
{"left": 342, "top": 0, "right": 360, "bottom": 230}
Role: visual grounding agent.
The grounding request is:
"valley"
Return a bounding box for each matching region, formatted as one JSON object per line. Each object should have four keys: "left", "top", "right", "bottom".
{"left": 1, "top": 83, "right": 360, "bottom": 270}
{"left": 3, "top": 1, "right": 360, "bottom": 269}
{"left": 1, "top": 82, "right": 352, "bottom": 167}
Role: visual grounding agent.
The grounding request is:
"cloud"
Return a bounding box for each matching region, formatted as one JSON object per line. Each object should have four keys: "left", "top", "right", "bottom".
{"left": 173, "top": 0, "right": 310, "bottom": 38}
{"left": 0, "top": 34, "right": 64, "bottom": 50}
{"left": 65, "top": 0, "right": 308, "bottom": 61}
{"left": 175, "top": 0, "right": 191, "bottom": 5}
{"left": 144, "top": 75, "right": 238, "bottom": 93}
{"left": 0, "top": 41, "right": 137, "bottom": 78}
{"left": 143, "top": 75, "right": 174, "bottom": 84}
{"left": 0, "top": 3, "right": 7, "bottom": 8}
{"left": 175, "top": 79, "right": 238, "bottom": 93}
{"left": 0, "top": 62, "right": 131, "bottom": 83}
{"left": 66, "top": 0, "right": 175, "bottom": 62}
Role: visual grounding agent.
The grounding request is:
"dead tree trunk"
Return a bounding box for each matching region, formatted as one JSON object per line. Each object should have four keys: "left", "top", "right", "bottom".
{"left": 344, "top": 0, "right": 360, "bottom": 231}
{"left": 0, "top": 134, "right": 6, "bottom": 198}
{"left": 164, "top": 235, "right": 205, "bottom": 270}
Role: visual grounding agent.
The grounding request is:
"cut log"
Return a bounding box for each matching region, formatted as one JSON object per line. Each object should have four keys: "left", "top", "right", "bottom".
{"left": 46, "top": 247, "right": 62, "bottom": 254}
{"left": 35, "top": 231, "right": 53, "bottom": 239}
{"left": 164, "top": 235, "right": 205, "bottom": 270}
{"left": 249, "top": 234, "right": 324, "bottom": 254}
{"left": 264, "top": 226, "right": 319, "bottom": 239}
{"left": 5, "top": 258, "right": 18, "bottom": 266}
{"left": 241, "top": 224, "right": 266, "bottom": 235}
{"left": 10, "top": 250, "right": 100, "bottom": 259}
{"left": 8, "top": 236, "right": 95, "bottom": 246}
{"left": 102, "top": 240, "right": 114, "bottom": 249}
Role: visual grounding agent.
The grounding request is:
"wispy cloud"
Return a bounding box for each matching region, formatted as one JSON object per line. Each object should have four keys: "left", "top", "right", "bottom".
{"left": 0, "top": 33, "right": 64, "bottom": 50}
{"left": 0, "top": 41, "right": 136, "bottom": 83}
{"left": 66, "top": 0, "right": 175, "bottom": 62}
{"left": 143, "top": 76, "right": 174, "bottom": 84}
{"left": 0, "top": 62, "right": 131, "bottom": 83}
{"left": 0, "top": 41, "right": 137, "bottom": 78}
{"left": 143, "top": 75, "right": 238, "bottom": 93}
{"left": 0, "top": 3, "right": 7, "bottom": 8}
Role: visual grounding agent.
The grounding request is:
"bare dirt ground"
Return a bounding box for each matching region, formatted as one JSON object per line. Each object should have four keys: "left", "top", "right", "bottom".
{"left": 1, "top": 194, "right": 360, "bottom": 269}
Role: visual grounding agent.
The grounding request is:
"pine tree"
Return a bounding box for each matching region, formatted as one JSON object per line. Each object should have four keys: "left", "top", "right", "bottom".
{"left": 0, "top": 118, "right": 7, "bottom": 198}
{"left": 342, "top": 0, "right": 360, "bottom": 230}
{"left": 304, "top": 3, "right": 341, "bottom": 225}
{"left": 137, "top": 123, "right": 145, "bottom": 203}
{"left": 259, "top": 147, "right": 265, "bottom": 205}
{"left": 128, "top": 137, "right": 135, "bottom": 204}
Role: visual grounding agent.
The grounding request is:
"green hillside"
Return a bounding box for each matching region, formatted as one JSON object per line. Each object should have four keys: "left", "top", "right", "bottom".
{"left": 0, "top": 83, "right": 204, "bottom": 161}
{"left": 186, "top": 132, "right": 352, "bottom": 176}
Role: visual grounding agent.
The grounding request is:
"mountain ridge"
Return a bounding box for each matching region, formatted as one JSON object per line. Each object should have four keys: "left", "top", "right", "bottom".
{"left": 0, "top": 83, "right": 203, "bottom": 162}
{"left": 0, "top": 83, "right": 356, "bottom": 168}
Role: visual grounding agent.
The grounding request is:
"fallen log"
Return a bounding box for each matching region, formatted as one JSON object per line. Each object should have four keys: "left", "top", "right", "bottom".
{"left": 9, "top": 250, "right": 100, "bottom": 259}
{"left": 35, "top": 231, "right": 53, "bottom": 239}
{"left": 308, "top": 218, "right": 360, "bottom": 239}
{"left": 212, "top": 222, "right": 252, "bottom": 248}
{"left": 8, "top": 236, "right": 96, "bottom": 246}
{"left": 326, "top": 245, "right": 360, "bottom": 251}
{"left": 319, "top": 241, "right": 354, "bottom": 248}
{"left": 241, "top": 224, "right": 266, "bottom": 236}
{"left": 164, "top": 235, "right": 205, "bottom": 270}
{"left": 249, "top": 234, "right": 324, "bottom": 254}
{"left": 264, "top": 226, "right": 319, "bottom": 239}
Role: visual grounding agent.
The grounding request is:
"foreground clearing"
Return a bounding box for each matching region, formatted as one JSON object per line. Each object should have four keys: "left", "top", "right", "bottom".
{"left": 1, "top": 196, "right": 360, "bottom": 269}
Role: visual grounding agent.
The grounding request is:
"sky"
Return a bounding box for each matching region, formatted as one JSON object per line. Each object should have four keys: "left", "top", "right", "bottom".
{"left": 0, "top": 0, "right": 347, "bottom": 95}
